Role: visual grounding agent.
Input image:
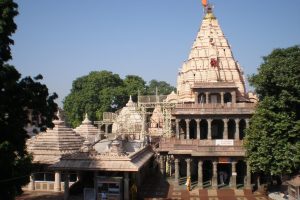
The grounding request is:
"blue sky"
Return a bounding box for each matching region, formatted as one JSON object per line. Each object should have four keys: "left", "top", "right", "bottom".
{"left": 11, "top": 0, "right": 300, "bottom": 106}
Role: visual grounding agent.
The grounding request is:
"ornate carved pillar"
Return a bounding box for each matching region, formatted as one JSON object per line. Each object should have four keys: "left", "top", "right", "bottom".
{"left": 198, "top": 160, "right": 203, "bottom": 188}
{"left": 212, "top": 161, "right": 218, "bottom": 189}
{"left": 175, "top": 158, "right": 179, "bottom": 185}
{"left": 54, "top": 171, "right": 61, "bottom": 192}
{"left": 64, "top": 173, "right": 70, "bottom": 200}
{"left": 205, "top": 92, "right": 209, "bottom": 104}
{"left": 231, "top": 161, "right": 237, "bottom": 188}
{"left": 223, "top": 118, "right": 229, "bottom": 139}
{"left": 176, "top": 119, "right": 180, "bottom": 139}
{"left": 185, "top": 119, "right": 190, "bottom": 139}
{"left": 124, "top": 172, "right": 129, "bottom": 200}
{"left": 221, "top": 92, "right": 224, "bottom": 105}
{"left": 196, "top": 119, "right": 201, "bottom": 139}
{"left": 186, "top": 158, "right": 191, "bottom": 178}
{"left": 235, "top": 119, "right": 240, "bottom": 140}
{"left": 29, "top": 174, "right": 35, "bottom": 191}
{"left": 207, "top": 119, "right": 212, "bottom": 140}
{"left": 245, "top": 162, "right": 251, "bottom": 189}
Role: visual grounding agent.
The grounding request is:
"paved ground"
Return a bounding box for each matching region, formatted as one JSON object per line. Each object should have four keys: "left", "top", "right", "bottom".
{"left": 16, "top": 176, "right": 270, "bottom": 200}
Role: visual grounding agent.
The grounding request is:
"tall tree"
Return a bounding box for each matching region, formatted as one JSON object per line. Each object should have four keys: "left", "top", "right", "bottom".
{"left": 63, "top": 71, "right": 124, "bottom": 127}
{"left": 0, "top": 1, "right": 57, "bottom": 199}
{"left": 244, "top": 46, "right": 300, "bottom": 176}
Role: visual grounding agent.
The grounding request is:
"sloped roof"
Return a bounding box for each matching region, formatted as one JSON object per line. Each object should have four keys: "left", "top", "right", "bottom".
{"left": 74, "top": 113, "right": 99, "bottom": 142}
{"left": 50, "top": 145, "right": 153, "bottom": 172}
{"left": 27, "top": 111, "right": 84, "bottom": 164}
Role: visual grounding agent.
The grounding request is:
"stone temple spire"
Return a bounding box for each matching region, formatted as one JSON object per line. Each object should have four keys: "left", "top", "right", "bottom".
{"left": 176, "top": 3, "right": 246, "bottom": 102}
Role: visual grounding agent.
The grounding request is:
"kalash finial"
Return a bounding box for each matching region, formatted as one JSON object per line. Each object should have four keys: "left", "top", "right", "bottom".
{"left": 202, "top": 0, "right": 216, "bottom": 20}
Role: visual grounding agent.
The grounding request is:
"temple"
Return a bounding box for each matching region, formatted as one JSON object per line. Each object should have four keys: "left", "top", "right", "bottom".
{"left": 25, "top": 2, "right": 259, "bottom": 200}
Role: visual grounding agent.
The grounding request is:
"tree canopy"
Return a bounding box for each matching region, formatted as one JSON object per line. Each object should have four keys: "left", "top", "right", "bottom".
{"left": 0, "top": 0, "right": 57, "bottom": 199}
{"left": 63, "top": 71, "right": 175, "bottom": 128}
{"left": 244, "top": 46, "right": 300, "bottom": 176}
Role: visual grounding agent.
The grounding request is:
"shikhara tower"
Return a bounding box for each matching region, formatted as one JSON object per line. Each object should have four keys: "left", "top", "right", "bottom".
{"left": 176, "top": 4, "right": 248, "bottom": 103}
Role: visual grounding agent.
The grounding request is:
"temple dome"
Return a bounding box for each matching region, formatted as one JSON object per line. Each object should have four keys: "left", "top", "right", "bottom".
{"left": 112, "top": 96, "right": 142, "bottom": 138}
{"left": 74, "top": 113, "right": 99, "bottom": 143}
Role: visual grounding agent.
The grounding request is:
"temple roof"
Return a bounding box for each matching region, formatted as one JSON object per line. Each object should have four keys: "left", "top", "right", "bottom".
{"left": 74, "top": 113, "right": 99, "bottom": 143}
{"left": 50, "top": 145, "right": 153, "bottom": 172}
{"left": 176, "top": 4, "right": 246, "bottom": 102}
{"left": 27, "top": 110, "right": 84, "bottom": 164}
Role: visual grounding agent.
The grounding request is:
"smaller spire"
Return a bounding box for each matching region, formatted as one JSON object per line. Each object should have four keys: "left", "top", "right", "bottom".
{"left": 82, "top": 113, "right": 91, "bottom": 124}
{"left": 126, "top": 95, "right": 135, "bottom": 107}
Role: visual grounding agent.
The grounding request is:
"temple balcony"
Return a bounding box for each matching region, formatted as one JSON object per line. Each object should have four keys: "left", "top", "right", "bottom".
{"left": 158, "top": 138, "right": 245, "bottom": 157}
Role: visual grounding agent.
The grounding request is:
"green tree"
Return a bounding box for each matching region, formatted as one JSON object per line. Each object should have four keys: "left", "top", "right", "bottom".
{"left": 63, "top": 72, "right": 176, "bottom": 128}
{"left": 63, "top": 71, "right": 124, "bottom": 127}
{"left": 244, "top": 46, "right": 300, "bottom": 176}
{"left": 0, "top": 0, "right": 58, "bottom": 199}
{"left": 147, "top": 79, "right": 176, "bottom": 95}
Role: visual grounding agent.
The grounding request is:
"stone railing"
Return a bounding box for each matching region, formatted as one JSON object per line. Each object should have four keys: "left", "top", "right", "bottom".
{"left": 158, "top": 138, "right": 245, "bottom": 156}
{"left": 173, "top": 102, "right": 256, "bottom": 115}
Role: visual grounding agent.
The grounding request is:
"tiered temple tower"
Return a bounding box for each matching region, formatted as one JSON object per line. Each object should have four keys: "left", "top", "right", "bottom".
{"left": 158, "top": 3, "right": 257, "bottom": 189}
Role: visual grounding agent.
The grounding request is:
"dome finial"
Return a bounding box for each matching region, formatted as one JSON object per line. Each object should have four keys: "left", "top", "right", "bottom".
{"left": 82, "top": 113, "right": 91, "bottom": 124}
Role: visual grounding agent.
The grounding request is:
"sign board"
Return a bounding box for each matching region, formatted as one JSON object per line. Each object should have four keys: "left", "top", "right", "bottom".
{"left": 215, "top": 139, "right": 234, "bottom": 146}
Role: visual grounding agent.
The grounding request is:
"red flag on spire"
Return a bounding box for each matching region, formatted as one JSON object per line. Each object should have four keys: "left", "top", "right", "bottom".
{"left": 202, "top": 0, "right": 208, "bottom": 7}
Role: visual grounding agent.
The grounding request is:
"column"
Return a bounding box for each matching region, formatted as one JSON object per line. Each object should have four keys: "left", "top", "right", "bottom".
{"left": 198, "top": 160, "right": 203, "bottom": 188}
{"left": 54, "top": 171, "right": 61, "bottom": 192}
{"left": 235, "top": 119, "right": 240, "bottom": 140}
{"left": 28, "top": 173, "right": 35, "bottom": 191}
{"left": 221, "top": 92, "right": 224, "bottom": 105}
{"left": 174, "top": 158, "right": 179, "bottom": 185}
{"left": 223, "top": 118, "right": 229, "bottom": 139}
{"left": 64, "top": 173, "right": 70, "bottom": 200}
{"left": 105, "top": 124, "right": 108, "bottom": 134}
{"left": 245, "top": 162, "right": 251, "bottom": 189}
{"left": 205, "top": 92, "right": 209, "bottom": 104}
{"left": 185, "top": 119, "right": 190, "bottom": 139}
{"left": 186, "top": 158, "right": 191, "bottom": 178}
{"left": 231, "top": 161, "right": 237, "bottom": 188}
{"left": 195, "top": 92, "right": 199, "bottom": 104}
{"left": 159, "top": 155, "right": 165, "bottom": 176}
{"left": 245, "top": 119, "right": 250, "bottom": 129}
{"left": 207, "top": 119, "right": 212, "bottom": 140}
{"left": 212, "top": 161, "right": 218, "bottom": 189}
{"left": 176, "top": 119, "right": 180, "bottom": 139}
{"left": 231, "top": 91, "right": 236, "bottom": 104}
{"left": 124, "top": 172, "right": 129, "bottom": 200}
{"left": 196, "top": 119, "right": 201, "bottom": 139}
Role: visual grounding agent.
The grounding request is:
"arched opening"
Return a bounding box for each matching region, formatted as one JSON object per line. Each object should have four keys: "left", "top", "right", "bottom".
{"left": 179, "top": 120, "right": 186, "bottom": 139}
{"left": 209, "top": 93, "right": 221, "bottom": 104}
{"left": 239, "top": 119, "right": 246, "bottom": 140}
{"left": 217, "top": 163, "right": 231, "bottom": 186}
{"left": 198, "top": 93, "right": 206, "bottom": 104}
{"left": 211, "top": 119, "right": 224, "bottom": 139}
{"left": 203, "top": 160, "right": 212, "bottom": 188}
{"left": 224, "top": 92, "right": 232, "bottom": 104}
{"left": 228, "top": 119, "right": 235, "bottom": 139}
{"left": 191, "top": 159, "right": 198, "bottom": 182}
{"left": 200, "top": 120, "right": 208, "bottom": 139}
{"left": 189, "top": 120, "right": 197, "bottom": 139}
{"left": 236, "top": 160, "right": 246, "bottom": 187}
{"left": 179, "top": 159, "right": 186, "bottom": 178}
{"left": 107, "top": 124, "right": 113, "bottom": 133}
